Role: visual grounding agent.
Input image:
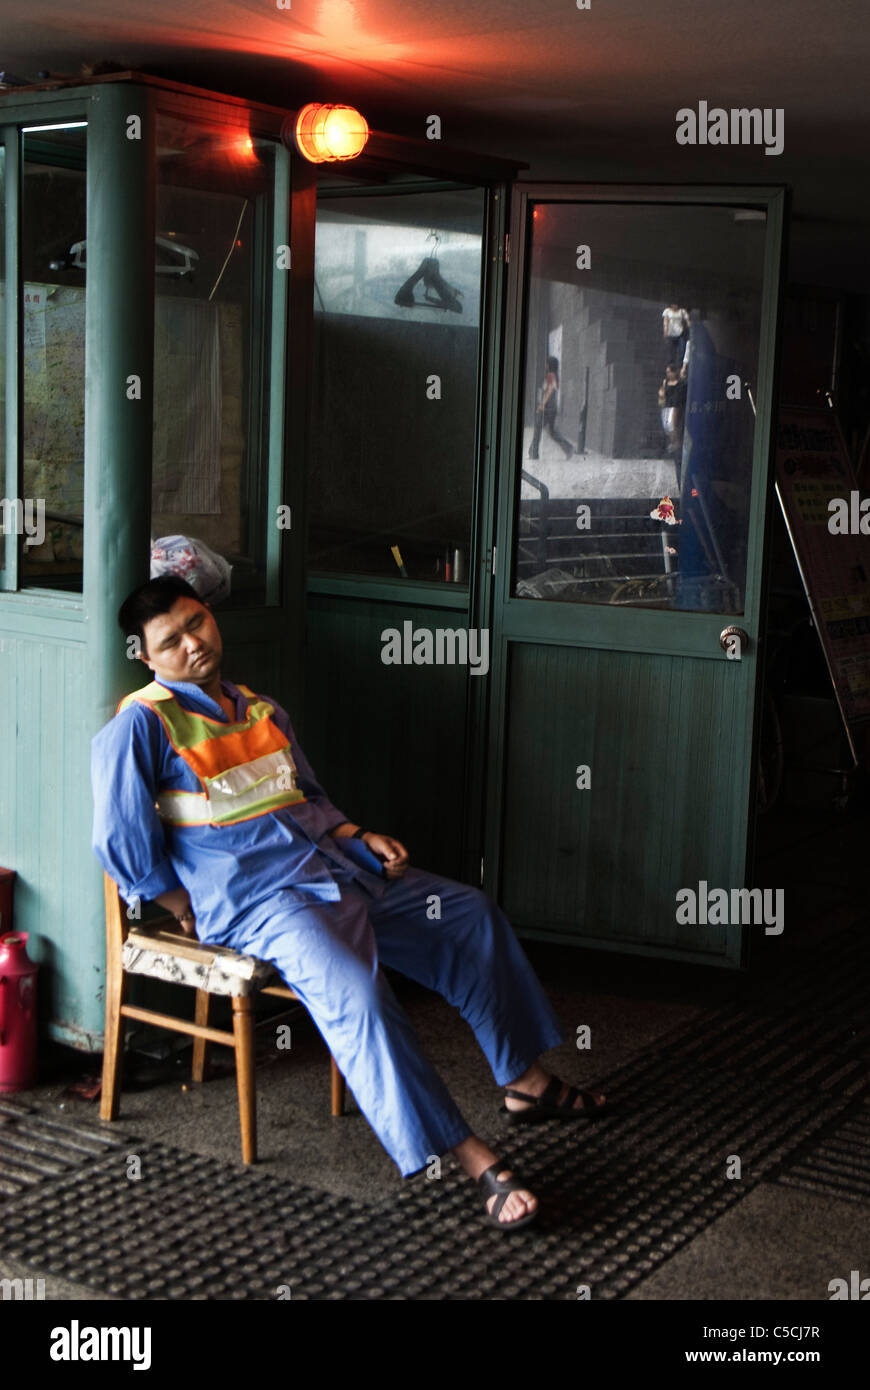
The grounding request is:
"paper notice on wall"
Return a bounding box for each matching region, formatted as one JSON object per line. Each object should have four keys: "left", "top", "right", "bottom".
{"left": 23, "top": 283, "right": 48, "bottom": 376}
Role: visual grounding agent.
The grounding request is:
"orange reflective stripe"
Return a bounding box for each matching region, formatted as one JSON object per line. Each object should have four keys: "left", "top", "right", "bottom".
{"left": 116, "top": 680, "right": 308, "bottom": 827}
{"left": 174, "top": 717, "right": 289, "bottom": 780}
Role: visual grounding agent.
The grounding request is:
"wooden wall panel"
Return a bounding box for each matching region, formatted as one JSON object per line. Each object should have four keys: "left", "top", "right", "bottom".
{"left": 0, "top": 628, "right": 105, "bottom": 1045}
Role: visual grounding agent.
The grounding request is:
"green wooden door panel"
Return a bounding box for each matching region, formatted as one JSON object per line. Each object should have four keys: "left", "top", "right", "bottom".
{"left": 303, "top": 594, "right": 470, "bottom": 879}
{"left": 499, "top": 640, "right": 747, "bottom": 963}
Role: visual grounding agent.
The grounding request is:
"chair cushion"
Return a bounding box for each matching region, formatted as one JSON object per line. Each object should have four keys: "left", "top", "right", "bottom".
{"left": 122, "top": 926, "right": 279, "bottom": 998}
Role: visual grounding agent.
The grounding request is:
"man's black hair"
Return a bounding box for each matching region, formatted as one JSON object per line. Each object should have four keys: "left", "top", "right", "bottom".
{"left": 118, "top": 575, "right": 206, "bottom": 653}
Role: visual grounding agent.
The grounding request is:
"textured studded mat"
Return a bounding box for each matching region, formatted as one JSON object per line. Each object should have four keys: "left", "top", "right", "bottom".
{"left": 3, "top": 1145, "right": 372, "bottom": 1300}
{"left": 2, "top": 923, "right": 870, "bottom": 1299}
{"left": 768, "top": 1095, "right": 870, "bottom": 1206}
{"left": 0, "top": 1097, "right": 130, "bottom": 1197}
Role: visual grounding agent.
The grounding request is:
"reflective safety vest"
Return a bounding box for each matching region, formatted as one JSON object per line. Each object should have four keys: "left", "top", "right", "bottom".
{"left": 117, "top": 681, "right": 307, "bottom": 828}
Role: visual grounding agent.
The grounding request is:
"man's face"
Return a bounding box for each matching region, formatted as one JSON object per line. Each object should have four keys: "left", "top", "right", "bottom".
{"left": 139, "top": 597, "right": 223, "bottom": 685}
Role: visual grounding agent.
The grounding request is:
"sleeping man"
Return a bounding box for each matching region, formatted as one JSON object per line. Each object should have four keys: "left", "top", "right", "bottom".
{"left": 91, "top": 575, "right": 607, "bottom": 1231}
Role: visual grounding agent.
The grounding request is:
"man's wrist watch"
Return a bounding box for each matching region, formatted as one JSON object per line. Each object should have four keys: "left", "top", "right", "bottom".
{"left": 352, "top": 827, "right": 367, "bottom": 839}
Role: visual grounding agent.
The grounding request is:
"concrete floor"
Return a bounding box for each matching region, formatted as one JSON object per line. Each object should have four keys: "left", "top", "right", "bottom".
{"left": 3, "top": 798, "right": 868, "bottom": 1302}
{"left": 520, "top": 426, "right": 679, "bottom": 499}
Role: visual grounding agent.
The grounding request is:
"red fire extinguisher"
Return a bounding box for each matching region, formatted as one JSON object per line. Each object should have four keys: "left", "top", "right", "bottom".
{"left": 0, "top": 931, "right": 38, "bottom": 1092}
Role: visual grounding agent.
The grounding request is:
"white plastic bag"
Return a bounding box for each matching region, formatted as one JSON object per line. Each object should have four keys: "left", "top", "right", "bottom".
{"left": 150, "top": 535, "right": 232, "bottom": 604}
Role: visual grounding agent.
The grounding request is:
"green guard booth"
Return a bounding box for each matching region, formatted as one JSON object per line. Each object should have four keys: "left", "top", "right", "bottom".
{"left": 0, "top": 70, "right": 787, "bottom": 1052}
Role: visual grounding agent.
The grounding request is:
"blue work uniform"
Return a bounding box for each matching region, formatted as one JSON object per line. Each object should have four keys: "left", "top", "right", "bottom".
{"left": 90, "top": 676, "right": 566, "bottom": 1176}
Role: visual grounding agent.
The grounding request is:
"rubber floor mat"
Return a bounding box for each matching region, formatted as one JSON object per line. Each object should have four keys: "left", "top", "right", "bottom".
{"left": 3, "top": 923, "right": 869, "bottom": 1298}
{"left": 0, "top": 1097, "right": 130, "bottom": 1197}
{"left": 767, "top": 1095, "right": 870, "bottom": 1206}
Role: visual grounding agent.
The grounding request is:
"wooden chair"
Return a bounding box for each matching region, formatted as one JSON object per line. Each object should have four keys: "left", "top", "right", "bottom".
{"left": 100, "top": 872, "right": 346, "bottom": 1162}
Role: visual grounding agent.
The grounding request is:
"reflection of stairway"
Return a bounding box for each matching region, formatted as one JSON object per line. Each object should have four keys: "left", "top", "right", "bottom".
{"left": 574, "top": 298, "right": 656, "bottom": 458}
{"left": 517, "top": 495, "right": 679, "bottom": 603}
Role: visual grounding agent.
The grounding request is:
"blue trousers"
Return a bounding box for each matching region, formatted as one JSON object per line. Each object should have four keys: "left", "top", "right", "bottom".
{"left": 210, "top": 868, "right": 565, "bottom": 1177}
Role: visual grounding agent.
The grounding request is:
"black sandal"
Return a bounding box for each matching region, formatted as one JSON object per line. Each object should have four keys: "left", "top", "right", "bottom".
{"left": 477, "top": 1160, "right": 539, "bottom": 1232}
{"left": 500, "top": 1074, "right": 608, "bottom": 1125}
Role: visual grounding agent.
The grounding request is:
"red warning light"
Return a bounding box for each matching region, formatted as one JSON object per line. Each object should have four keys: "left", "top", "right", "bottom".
{"left": 292, "top": 103, "right": 369, "bottom": 163}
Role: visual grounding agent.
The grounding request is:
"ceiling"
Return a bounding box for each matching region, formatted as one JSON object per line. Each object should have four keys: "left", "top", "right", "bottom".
{"left": 2, "top": 0, "right": 868, "bottom": 288}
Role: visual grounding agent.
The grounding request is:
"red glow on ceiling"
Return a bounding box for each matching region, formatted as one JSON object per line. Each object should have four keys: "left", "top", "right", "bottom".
{"left": 233, "top": 133, "right": 257, "bottom": 160}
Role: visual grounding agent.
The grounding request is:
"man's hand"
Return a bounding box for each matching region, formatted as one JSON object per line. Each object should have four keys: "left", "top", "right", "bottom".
{"left": 362, "top": 832, "right": 410, "bottom": 879}
{"left": 153, "top": 888, "right": 198, "bottom": 938}
{"left": 177, "top": 912, "right": 198, "bottom": 939}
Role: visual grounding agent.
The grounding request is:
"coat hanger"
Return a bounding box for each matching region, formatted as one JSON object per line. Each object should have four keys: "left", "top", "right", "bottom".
{"left": 58, "top": 235, "right": 199, "bottom": 278}
{"left": 394, "top": 228, "right": 463, "bottom": 314}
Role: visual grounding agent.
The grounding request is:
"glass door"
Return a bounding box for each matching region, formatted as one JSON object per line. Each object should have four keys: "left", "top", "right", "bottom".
{"left": 485, "top": 186, "right": 786, "bottom": 965}
{"left": 302, "top": 183, "right": 503, "bottom": 878}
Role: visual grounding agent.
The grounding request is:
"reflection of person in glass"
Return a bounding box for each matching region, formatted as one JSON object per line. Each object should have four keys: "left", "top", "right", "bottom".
{"left": 677, "top": 308, "right": 733, "bottom": 607}
{"left": 662, "top": 302, "right": 690, "bottom": 368}
{"left": 658, "top": 364, "right": 687, "bottom": 457}
{"left": 528, "top": 356, "right": 574, "bottom": 461}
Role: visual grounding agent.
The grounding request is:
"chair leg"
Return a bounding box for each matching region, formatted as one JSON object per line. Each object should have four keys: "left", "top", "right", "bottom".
{"left": 100, "top": 965, "right": 128, "bottom": 1122}
{"left": 232, "top": 994, "right": 257, "bottom": 1164}
{"left": 330, "top": 1056, "right": 346, "bottom": 1117}
{"left": 192, "top": 990, "right": 211, "bottom": 1083}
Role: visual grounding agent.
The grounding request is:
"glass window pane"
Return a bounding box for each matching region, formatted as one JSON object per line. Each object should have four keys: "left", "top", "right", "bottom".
{"left": 309, "top": 188, "right": 485, "bottom": 583}
{"left": 19, "top": 125, "right": 87, "bottom": 591}
{"left": 152, "top": 113, "right": 277, "bottom": 607}
{"left": 515, "top": 202, "right": 767, "bottom": 614}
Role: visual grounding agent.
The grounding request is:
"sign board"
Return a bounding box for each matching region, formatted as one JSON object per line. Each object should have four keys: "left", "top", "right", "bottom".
{"left": 774, "top": 407, "right": 870, "bottom": 762}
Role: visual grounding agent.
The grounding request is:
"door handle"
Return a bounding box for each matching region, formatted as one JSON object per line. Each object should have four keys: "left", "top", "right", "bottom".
{"left": 719, "top": 626, "right": 749, "bottom": 654}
